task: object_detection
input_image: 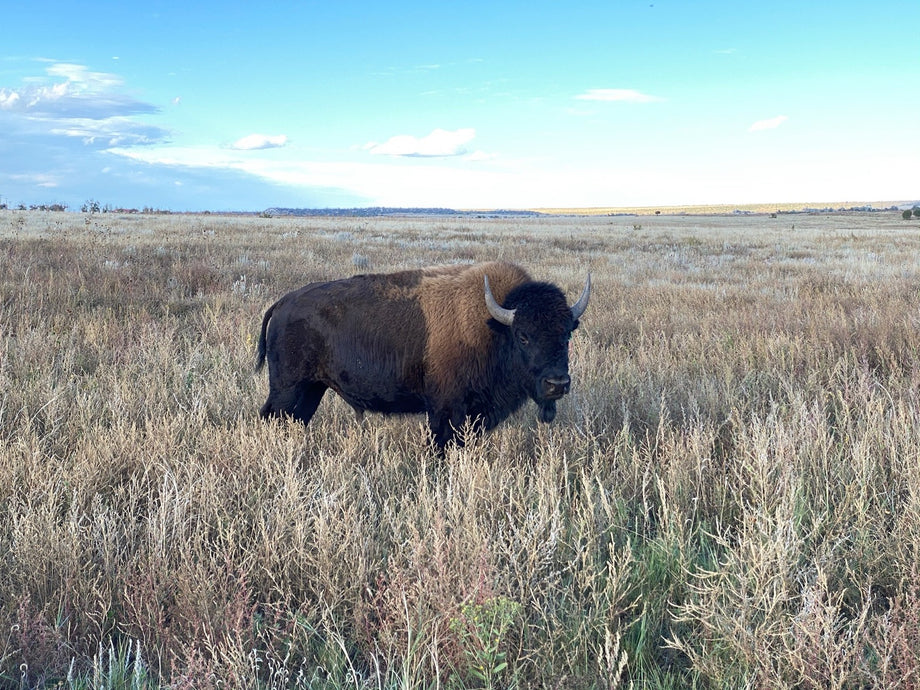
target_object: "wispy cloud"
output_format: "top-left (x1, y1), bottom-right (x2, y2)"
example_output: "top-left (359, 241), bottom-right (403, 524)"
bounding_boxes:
top-left (49, 117), bottom-right (165, 146)
top-left (366, 128), bottom-right (476, 157)
top-left (749, 115), bottom-right (788, 132)
top-left (46, 63), bottom-right (121, 89)
top-left (8, 172), bottom-right (59, 188)
top-left (230, 133), bottom-right (288, 150)
top-left (575, 88), bottom-right (663, 103)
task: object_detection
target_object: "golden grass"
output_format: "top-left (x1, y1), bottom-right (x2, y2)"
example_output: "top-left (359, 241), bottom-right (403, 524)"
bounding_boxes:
top-left (2, 208), bottom-right (920, 687)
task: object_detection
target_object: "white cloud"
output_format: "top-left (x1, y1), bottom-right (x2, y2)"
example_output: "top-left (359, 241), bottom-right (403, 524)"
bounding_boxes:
top-left (230, 133), bottom-right (288, 150)
top-left (749, 115), bottom-right (789, 132)
top-left (0, 89), bottom-right (21, 109)
top-left (366, 128), bottom-right (476, 157)
top-left (0, 62), bottom-right (158, 119)
top-left (575, 89), bottom-right (663, 103)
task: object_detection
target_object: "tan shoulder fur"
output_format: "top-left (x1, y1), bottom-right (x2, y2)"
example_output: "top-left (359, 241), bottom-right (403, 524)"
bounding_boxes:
top-left (418, 262), bottom-right (531, 399)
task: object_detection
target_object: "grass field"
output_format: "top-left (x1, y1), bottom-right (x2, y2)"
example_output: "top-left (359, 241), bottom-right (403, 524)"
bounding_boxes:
top-left (2, 208), bottom-right (920, 688)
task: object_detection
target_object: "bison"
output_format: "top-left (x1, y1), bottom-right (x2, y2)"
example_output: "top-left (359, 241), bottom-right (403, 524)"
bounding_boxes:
top-left (256, 261), bottom-right (590, 450)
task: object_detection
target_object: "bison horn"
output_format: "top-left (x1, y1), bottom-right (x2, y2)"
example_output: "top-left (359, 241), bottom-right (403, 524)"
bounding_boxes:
top-left (484, 275), bottom-right (516, 326)
top-left (570, 273), bottom-right (591, 320)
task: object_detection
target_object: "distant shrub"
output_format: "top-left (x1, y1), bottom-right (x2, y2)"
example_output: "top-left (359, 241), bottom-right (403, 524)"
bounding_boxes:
top-left (913, 207), bottom-right (920, 218)
top-left (902, 210), bottom-right (913, 220)
top-left (352, 252), bottom-right (370, 270)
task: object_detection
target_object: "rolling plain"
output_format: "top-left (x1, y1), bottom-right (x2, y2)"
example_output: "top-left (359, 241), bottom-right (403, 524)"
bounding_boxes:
top-left (2, 208), bottom-right (920, 688)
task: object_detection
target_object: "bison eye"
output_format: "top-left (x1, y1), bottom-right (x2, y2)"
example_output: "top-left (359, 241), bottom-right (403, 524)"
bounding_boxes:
top-left (518, 332), bottom-right (530, 346)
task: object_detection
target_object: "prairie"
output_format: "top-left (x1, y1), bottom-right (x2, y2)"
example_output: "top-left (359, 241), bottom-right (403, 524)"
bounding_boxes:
top-left (1, 209), bottom-right (920, 688)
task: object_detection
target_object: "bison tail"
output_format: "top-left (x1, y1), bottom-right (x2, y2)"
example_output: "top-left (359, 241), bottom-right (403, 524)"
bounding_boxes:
top-left (254, 304), bottom-right (274, 372)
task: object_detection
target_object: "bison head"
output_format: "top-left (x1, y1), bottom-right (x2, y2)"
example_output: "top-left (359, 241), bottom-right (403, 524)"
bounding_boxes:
top-left (484, 273), bottom-right (590, 423)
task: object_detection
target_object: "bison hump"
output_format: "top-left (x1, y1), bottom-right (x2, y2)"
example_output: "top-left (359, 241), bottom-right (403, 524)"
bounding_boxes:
top-left (419, 262), bottom-right (529, 396)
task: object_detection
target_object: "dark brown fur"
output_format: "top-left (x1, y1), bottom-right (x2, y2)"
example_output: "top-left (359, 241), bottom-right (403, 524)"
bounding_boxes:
top-left (256, 261), bottom-right (584, 450)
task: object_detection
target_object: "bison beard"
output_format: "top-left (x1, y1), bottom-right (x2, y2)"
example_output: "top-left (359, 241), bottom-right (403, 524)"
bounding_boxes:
top-left (539, 402), bottom-right (557, 424)
top-left (256, 261), bottom-right (589, 451)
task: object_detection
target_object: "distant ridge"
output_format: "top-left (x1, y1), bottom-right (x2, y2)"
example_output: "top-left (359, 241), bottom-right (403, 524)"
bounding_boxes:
top-left (261, 202), bottom-right (917, 218)
top-left (262, 207), bottom-right (546, 218)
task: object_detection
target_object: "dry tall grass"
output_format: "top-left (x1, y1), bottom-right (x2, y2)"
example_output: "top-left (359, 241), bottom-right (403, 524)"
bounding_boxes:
top-left (2, 209), bottom-right (920, 688)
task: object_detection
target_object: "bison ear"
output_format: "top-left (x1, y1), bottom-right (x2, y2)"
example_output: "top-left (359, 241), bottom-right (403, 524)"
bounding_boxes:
top-left (572, 319), bottom-right (580, 331)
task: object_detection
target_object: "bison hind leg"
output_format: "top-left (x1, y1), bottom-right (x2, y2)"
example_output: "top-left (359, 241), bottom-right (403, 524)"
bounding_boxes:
top-left (261, 381), bottom-right (328, 427)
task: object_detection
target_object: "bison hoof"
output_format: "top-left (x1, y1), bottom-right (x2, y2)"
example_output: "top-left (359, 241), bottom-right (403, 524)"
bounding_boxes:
top-left (538, 402), bottom-right (557, 424)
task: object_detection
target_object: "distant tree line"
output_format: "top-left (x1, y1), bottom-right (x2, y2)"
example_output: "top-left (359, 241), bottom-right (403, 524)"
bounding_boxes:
top-left (0, 197), bottom-right (174, 214)
top-left (902, 207), bottom-right (920, 220)
top-left (2, 203), bottom-right (69, 211)
top-left (79, 200), bottom-right (170, 214)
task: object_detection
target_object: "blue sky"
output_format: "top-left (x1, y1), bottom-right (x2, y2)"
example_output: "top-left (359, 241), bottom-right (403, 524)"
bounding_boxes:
top-left (2, 1), bottom-right (918, 211)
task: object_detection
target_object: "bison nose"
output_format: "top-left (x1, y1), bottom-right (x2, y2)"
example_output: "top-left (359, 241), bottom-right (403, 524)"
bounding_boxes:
top-left (542, 375), bottom-right (571, 399)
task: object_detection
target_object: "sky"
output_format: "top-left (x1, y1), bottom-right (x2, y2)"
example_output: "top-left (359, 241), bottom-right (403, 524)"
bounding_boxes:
top-left (1, 1), bottom-right (918, 212)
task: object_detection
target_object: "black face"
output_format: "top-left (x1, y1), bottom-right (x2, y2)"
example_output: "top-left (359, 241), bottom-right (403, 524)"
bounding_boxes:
top-left (488, 280), bottom-right (584, 424)
top-left (511, 318), bottom-right (578, 422)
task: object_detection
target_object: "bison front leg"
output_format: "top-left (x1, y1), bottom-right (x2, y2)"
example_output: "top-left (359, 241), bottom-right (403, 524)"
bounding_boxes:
top-left (427, 410), bottom-right (454, 453)
top-left (427, 406), bottom-right (484, 453)
top-left (426, 406), bottom-right (469, 452)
